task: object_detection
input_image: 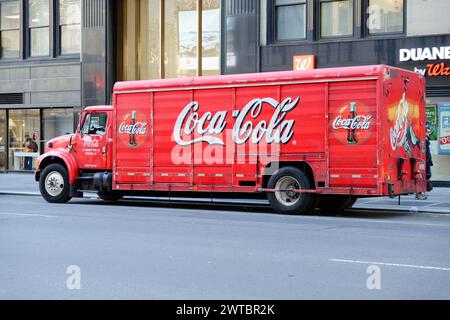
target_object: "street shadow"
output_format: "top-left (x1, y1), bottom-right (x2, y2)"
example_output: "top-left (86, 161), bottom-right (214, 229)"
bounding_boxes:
top-left (68, 197), bottom-right (409, 220)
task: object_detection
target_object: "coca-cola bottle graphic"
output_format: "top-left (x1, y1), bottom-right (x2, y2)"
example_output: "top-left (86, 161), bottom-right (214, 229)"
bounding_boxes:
top-left (347, 102), bottom-right (358, 144)
top-left (129, 111), bottom-right (137, 147)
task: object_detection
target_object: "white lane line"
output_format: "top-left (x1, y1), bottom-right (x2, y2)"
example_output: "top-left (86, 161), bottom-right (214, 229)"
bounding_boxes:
top-left (330, 258), bottom-right (450, 272)
top-left (0, 212), bottom-right (57, 218)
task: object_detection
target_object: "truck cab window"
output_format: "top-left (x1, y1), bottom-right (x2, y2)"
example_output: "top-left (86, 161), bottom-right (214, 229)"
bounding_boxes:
top-left (81, 113), bottom-right (107, 135)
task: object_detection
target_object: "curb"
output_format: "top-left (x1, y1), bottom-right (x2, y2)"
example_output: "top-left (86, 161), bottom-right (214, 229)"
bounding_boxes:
top-left (352, 204), bottom-right (450, 214)
top-left (0, 191), bottom-right (40, 197)
top-left (1, 191), bottom-right (449, 214)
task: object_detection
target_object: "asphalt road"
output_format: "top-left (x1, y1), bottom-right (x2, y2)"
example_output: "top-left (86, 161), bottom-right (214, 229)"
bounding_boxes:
top-left (1, 194), bottom-right (450, 299)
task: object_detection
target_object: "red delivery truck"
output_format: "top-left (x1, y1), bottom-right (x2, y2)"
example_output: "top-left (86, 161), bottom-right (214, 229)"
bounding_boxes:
top-left (35, 65), bottom-right (427, 214)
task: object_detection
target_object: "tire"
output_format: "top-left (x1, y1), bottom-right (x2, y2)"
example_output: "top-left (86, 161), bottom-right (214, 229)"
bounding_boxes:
top-left (267, 166), bottom-right (317, 215)
top-left (318, 195), bottom-right (357, 213)
top-left (97, 191), bottom-right (123, 201)
top-left (39, 163), bottom-right (71, 203)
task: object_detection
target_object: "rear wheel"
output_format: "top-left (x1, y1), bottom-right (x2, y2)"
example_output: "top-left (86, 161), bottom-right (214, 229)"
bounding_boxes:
top-left (318, 195), bottom-right (357, 213)
top-left (267, 166), bottom-right (317, 215)
top-left (97, 191), bottom-right (123, 201)
top-left (39, 163), bottom-right (71, 203)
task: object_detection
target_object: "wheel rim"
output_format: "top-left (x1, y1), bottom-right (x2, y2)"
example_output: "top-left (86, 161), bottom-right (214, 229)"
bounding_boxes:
top-left (275, 176), bottom-right (301, 207)
top-left (44, 171), bottom-right (65, 197)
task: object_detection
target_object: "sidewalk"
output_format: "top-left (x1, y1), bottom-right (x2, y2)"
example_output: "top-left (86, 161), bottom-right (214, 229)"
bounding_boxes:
top-left (0, 172), bottom-right (449, 214)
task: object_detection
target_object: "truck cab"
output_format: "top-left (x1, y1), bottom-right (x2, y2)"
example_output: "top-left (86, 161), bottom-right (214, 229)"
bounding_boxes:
top-left (35, 106), bottom-right (116, 203)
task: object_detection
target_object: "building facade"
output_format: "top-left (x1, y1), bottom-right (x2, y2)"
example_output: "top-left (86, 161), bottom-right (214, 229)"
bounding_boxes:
top-left (2, 0), bottom-right (449, 183)
top-left (0, 0), bottom-right (81, 171)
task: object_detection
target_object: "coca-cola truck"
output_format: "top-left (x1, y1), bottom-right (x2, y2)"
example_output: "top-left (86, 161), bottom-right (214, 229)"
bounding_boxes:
top-left (35, 65), bottom-right (427, 214)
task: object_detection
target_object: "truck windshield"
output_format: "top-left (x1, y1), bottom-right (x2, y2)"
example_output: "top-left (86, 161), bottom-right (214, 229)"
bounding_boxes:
top-left (81, 113), bottom-right (107, 135)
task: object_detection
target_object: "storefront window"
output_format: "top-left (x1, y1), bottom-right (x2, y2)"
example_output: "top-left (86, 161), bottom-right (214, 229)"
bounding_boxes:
top-left (118, 0), bottom-right (220, 81)
top-left (29, 0), bottom-right (50, 57)
top-left (165, 0), bottom-right (198, 78)
top-left (8, 109), bottom-right (40, 171)
top-left (201, 0), bottom-right (220, 76)
top-left (274, 0), bottom-right (306, 41)
top-left (0, 110), bottom-right (6, 170)
top-left (0, 0), bottom-right (20, 59)
top-left (140, 0), bottom-right (161, 79)
top-left (320, 0), bottom-right (353, 38)
top-left (367, 0), bottom-right (403, 34)
top-left (43, 108), bottom-right (74, 143)
top-left (59, 0), bottom-right (81, 54)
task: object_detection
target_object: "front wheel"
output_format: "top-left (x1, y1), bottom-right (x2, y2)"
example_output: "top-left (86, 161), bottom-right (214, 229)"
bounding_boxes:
top-left (267, 166), bottom-right (317, 215)
top-left (39, 163), bottom-right (71, 203)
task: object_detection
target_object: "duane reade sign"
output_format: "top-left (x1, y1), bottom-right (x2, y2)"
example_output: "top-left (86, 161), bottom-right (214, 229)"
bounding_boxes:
top-left (399, 46), bottom-right (450, 77)
top-left (399, 46), bottom-right (450, 62)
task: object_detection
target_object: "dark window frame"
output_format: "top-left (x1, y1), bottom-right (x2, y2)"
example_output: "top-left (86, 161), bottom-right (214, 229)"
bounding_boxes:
top-left (57, 0), bottom-right (80, 56)
top-left (0, 0), bottom-right (21, 60)
top-left (271, 0), bottom-right (308, 43)
top-left (318, 0), bottom-right (355, 40)
top-left (363, 0), bottom-right (406, 37)
top-left (26, 0), bottom-right (51, 58)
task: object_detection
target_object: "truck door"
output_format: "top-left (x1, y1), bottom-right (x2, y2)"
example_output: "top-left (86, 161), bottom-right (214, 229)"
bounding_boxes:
top-left (114, 93), bottom-right (153, 185)
top-left (76, 112), bottom-right (110, 170)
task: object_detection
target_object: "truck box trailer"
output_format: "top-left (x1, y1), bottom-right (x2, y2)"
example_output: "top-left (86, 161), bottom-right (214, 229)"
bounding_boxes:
top-left (35, 65), bottom-right (426, 214)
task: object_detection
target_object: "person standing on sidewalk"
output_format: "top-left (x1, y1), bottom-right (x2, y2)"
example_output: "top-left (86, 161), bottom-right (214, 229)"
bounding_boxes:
top-left (416, 122), bottom-right (433, 200)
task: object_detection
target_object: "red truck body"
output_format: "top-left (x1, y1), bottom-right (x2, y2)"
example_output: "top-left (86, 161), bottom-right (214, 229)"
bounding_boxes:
top-left (35, 65), bottom-right (427, 214)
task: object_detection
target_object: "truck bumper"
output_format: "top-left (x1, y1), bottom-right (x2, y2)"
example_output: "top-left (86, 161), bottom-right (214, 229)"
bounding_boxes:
top-left (34, 170), bottom-right (41, 182)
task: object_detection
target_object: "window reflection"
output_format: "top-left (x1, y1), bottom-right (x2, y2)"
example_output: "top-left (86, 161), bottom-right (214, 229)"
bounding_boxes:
top-left (368, 0), bottom-right (403, 34)
top-left (59, 0), bottom-right (81, 54)
top-left (8, 109), bottom-right (40, 171)
top-left (0, 110), bottom-right (6, 170)
top-left (321, 0), bottom-right (353, 37)
top-left (0, 0), bottom-right (20, 58)
top-left (118, 0), bottom-right (220, 80)
top-left (43, 108), bottom-right (74, 142)
top-left (29, 0), bottom-right (50, 56)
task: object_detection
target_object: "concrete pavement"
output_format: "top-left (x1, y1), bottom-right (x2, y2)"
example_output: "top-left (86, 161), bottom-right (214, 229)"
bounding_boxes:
top-left (1, 172), bottom-right (449, 214)
top-left (1, 195), bottom-right (449, 299)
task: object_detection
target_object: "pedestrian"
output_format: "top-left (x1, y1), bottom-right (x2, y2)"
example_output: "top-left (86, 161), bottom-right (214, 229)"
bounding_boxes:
top-left (23, 133), bottom-right (38, 171)
top-left (416, 122), bottom-right (433, 200)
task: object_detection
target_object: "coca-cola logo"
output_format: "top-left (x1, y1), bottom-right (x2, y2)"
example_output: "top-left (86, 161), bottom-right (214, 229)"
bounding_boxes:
top-left (331, 102), bottom-right (373, 145)
top-left (332, 115), bottom-right (372, 130)
top-left (119, 122), bottom-right (148, 135)
top-left (118, 111), bottom-right (148, 147)
top-left (173, 97), bottom-right (299, 146)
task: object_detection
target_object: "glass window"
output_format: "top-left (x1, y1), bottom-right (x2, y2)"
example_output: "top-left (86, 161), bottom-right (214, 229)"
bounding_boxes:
top-left (367, 0), bottom-right (403, 34)
top-left (8, 109), bottom-right (40, 171)
top-left (139, 0), bottom-right (161, 79)
top-left (0, 110), bottom-right (6, 170)
top-left (81, 113), bottom-right (107, 135)
top-left (59, 0), bottom-right (81, 54)
top-left (320, 0), bottom-right (353, 37)
top-left (29, 0), bottom-right (50, 57)
top-left (118, 0), bottom-right (220, 80)
top-left (275, 0), bottom-right (306, 41)
top-left (202, 0), bottom-right (220, 75)
top-left (0, 0), bottom-right (20, 58)
top-left (165, 0), bottom-right (198, 78)
top-left (43, 108), bottom-right (74, 143)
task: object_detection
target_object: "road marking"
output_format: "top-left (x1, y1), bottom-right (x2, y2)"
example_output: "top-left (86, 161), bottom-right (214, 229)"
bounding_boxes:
top-left (330, 258), bottom-right (450, 271)
top-left (0, 212), bottom-right (57, 218)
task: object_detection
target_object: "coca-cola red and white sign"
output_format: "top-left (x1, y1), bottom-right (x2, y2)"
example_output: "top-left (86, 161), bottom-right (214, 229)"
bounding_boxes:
top-left (331, 102), bottom-right (373, 145)
top-left (118, 111), bottom-right (148, 147)
top-left (173, 97), bottom-right (299, 146)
